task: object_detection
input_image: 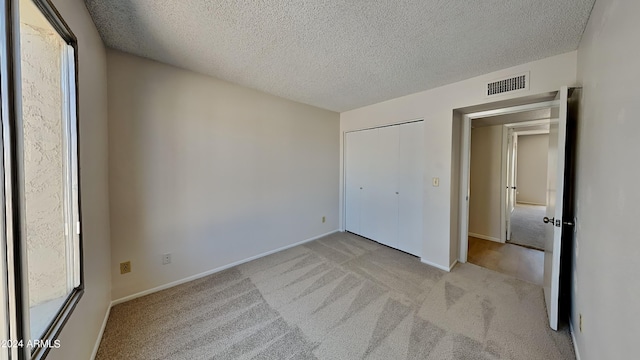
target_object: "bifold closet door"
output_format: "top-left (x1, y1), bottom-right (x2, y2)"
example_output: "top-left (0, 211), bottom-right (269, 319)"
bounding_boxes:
top-left (345, 122), bottom-right (423, 256)
top-left (369, 125), bottom-right (399, 248)
top-left (345, 128), bottom-right (376, 235)
top-left (345, 130), bottom-right (364, 234)
top-left (398, 121), bottom-right (424, 256)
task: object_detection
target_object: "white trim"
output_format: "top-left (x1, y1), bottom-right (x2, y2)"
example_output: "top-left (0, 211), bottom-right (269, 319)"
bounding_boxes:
top-left (458, 116), bottom-right (471, 263)
top-left (500, 125), bottom-right (508, 243)
top-left (516, 201), bottom-right (546, 206)
top-left (505, 118), bottom-right (552, 129)
top-left (111, 230), bottom-right (340, 305)
top-left (505, 128), bottom-right (515, 241)
top-left (466, 100), bottom-right (559, 119)
top-left (514, 129), bottom-right (549, 136)
top-left (340, 130), bottom-right (347, 232)
top-left (420, 258), bottom-right (456, 272)
top-left (449, 259), bottom-right (459, 270)
top-left (468, 232), bottom-right (502, 243)
top-left (90, 303), bottom-right (112, 360)
top-left (570, 321), bottom-right (582, 360)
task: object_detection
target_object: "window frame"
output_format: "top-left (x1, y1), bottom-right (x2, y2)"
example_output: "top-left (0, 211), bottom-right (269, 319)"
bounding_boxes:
top-left (1, 0), bottom-right (83, 359)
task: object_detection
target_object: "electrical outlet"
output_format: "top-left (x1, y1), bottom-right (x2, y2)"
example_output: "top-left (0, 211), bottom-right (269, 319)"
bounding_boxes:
top-left (120, 261), bottom-right (131, 274)
top-left (322, 216), bottom-right (326, 223)
top-left (162, 253), bottom-right (171, 265)
top-left (579, 313), bottom-right (583, 332)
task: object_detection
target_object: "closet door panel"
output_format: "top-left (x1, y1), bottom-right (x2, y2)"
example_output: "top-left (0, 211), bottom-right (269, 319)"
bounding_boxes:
top-left (358, 128), bottom-right (380, 241)
top-left (398, 121), bottom-right (424, 256)
top-left (371, 125), bottom-right (399, 248)
top-left (345, 131), bottom-right (362, 233)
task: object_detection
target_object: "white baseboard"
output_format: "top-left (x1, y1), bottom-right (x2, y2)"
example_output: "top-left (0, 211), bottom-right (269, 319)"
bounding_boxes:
top-left (516, 201), bottom-right (546, 206)
top-left (468, 232), bottom-right (502, 243)
top-left (570, 321), bottom-right (582, 360)
top-left (449, 259), bottom-right (459, 271)
top-left (91, 302), bottom-right (112, 360)
top-left (112, 230), bottom-right (340, 306)
top-left (420, 258), bottom-right (456, 272)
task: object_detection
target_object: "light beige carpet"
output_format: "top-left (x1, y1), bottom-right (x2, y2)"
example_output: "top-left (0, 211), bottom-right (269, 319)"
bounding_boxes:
top-left (508, 204), bottom-right (547, 250)
top-left (96, 232), bottom-right (575, 359)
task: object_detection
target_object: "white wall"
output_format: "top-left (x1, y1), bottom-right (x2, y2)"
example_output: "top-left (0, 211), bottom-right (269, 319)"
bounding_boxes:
top-left (573, 0), bottom-right (640, 358)
top-left (341, 51), bottom-right (578, 268)
top-left (516, 134), bottom-right (549, 205)
top-left (468, 125), bottom-right (503, 241)
top-left (42, 0), bottom-right (112, 359)
top-left (107, 50), bottom-right (340, 300)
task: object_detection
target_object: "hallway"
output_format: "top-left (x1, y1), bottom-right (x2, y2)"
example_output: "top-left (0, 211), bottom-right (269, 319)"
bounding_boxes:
top-left (468, 236), bottom-right (544, 285)
top-left (508, 204), bottom-right (546, 250)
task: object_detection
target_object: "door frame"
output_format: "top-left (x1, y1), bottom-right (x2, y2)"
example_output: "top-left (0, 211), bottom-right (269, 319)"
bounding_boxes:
top-left (504, 121), bottom-right (551, 241)
top-left (459, 100), bottom-right (559, 263)
top-left (504, 127), bottom-right (515, 241)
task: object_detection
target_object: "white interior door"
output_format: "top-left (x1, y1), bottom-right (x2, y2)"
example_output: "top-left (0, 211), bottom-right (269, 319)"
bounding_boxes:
top-left (505, 130), bottom-right (517, 240)
top-left (543, 86), bottom-right (574, 330)
top-left (513, 136), bottom-right (518, 209)
top-left (398, 121), bottom-right (424, 256)
top-left (512, 135), bottom-right (518, 212)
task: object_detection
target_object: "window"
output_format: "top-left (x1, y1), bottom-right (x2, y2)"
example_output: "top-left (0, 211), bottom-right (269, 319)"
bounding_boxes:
top-left (1, 0), bottom-right (82, 359)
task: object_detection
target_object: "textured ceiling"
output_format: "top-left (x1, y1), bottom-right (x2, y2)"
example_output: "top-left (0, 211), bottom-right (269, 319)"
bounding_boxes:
top-left (85, 0), bottom-right (595, 112)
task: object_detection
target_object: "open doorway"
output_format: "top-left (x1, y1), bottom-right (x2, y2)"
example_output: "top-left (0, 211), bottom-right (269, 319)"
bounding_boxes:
top-left (506, 124), bottom-right (550, 251)
top-left (457, 88), bottom-right (579, 331)
top-left (466, 109), bottom-right (552, 285)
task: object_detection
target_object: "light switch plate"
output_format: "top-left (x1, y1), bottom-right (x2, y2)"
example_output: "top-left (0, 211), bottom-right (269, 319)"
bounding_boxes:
top-left (432, 177), bottom-right (439, 187)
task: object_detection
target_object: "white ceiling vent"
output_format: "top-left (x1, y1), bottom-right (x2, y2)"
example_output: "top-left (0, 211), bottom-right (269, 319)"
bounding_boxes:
top-left (486, 72), bottom-right (530, 97)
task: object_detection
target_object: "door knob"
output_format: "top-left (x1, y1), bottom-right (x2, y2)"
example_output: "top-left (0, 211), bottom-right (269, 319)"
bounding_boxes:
top-left (543, 217), bottom-right (554, 224)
